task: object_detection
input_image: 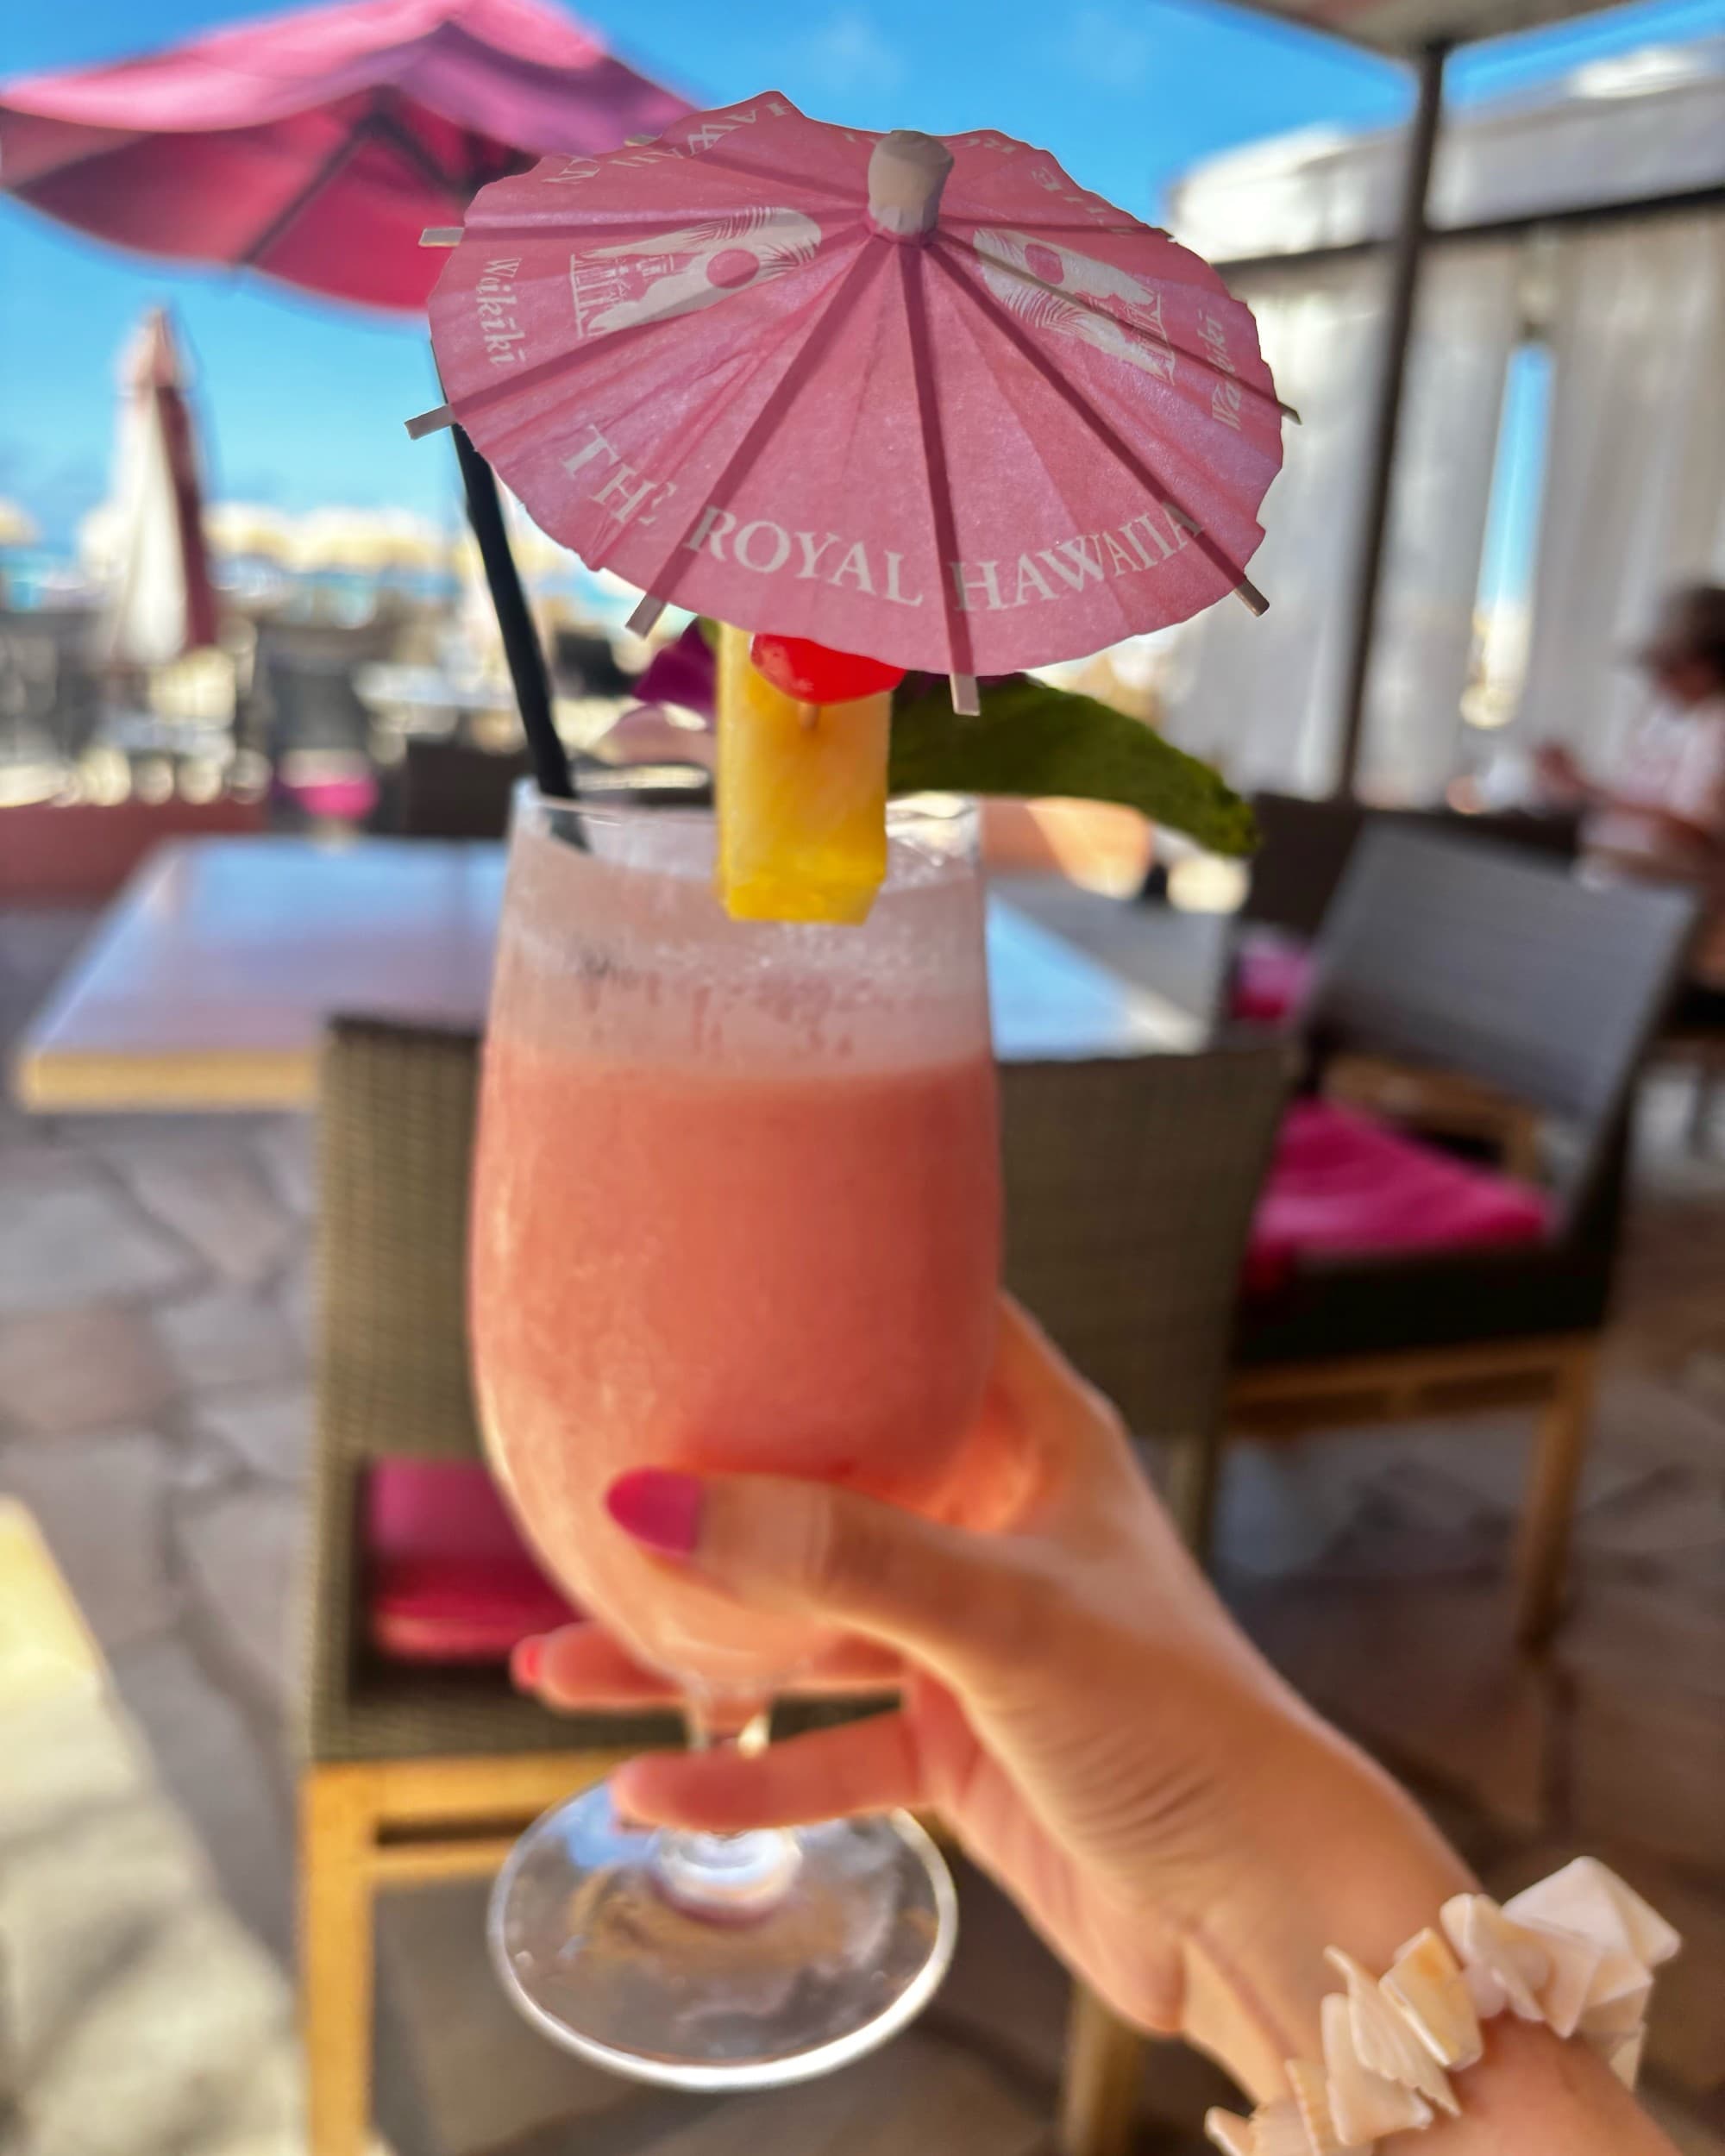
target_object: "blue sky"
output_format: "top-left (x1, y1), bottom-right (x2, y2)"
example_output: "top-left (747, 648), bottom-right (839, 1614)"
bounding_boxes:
top-left (2, 0), bottom-right (1719, 550)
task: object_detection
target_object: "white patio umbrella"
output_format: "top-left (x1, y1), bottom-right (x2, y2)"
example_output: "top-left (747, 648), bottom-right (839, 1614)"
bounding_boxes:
top-left (204, 500), bottom-right (295, 561)
top-left (0, 498), bottom-right (40, 548)
top-left (288, 506), bottom-right (451, 575)
top-left (95, 306), bottom-right (219, 666)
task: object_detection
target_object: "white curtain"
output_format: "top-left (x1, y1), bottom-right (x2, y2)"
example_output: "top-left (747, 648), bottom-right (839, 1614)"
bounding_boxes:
top-left (1515, 213), bottom-right (1725, 768)
top-left (1164, 242), bottom-right (1520, 799)
top-left (1159, 257), bottom-right (1381, 798)
top-left (1358, 241), bottom-right (1522, 802)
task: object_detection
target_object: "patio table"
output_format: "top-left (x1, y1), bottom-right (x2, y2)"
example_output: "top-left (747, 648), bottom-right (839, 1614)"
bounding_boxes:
top-left (13, 836), bottom-right (1201, 1112)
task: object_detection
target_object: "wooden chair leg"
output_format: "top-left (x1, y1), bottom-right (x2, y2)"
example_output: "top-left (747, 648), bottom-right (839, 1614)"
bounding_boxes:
top-left (1514, 1344), bottom-right (1596, 1648)
top-left (1164, 1427), bottom-right (1222, 1563)
top-left (301, 1769), bottom-right (377, 2156)
top-left (1058, 1984), bottom-right (1143, 2156)
top-left (1502, 1109), bottom-right (1542, 1185)
top-left (1687, 1062), bottom-right (1721, 1156)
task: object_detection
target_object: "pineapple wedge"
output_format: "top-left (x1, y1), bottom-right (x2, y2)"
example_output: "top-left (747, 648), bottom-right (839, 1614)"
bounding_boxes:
top-left (715, 622), bottom-right (892, 924)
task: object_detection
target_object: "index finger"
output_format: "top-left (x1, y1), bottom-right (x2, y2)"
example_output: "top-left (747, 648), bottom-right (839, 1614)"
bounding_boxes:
top-left (982, 1295), bottom-right (1136, 1499)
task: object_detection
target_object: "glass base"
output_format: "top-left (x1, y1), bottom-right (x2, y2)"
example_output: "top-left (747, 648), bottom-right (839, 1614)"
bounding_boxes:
top-left (488, 1783), bottom-right (957, 2090)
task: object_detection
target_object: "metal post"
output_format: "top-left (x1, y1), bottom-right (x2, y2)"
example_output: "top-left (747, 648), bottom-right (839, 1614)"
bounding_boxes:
top-left (1332, 40), bottom-right (1449, 798)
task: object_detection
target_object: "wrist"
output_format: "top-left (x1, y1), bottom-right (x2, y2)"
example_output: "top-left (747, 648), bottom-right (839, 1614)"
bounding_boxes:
top-left (1194, 1802), bottom-right (1682, 2156)
top-left (1182, 1720), bottom-right (1471, 2101)
top-left (1393, 2013), bottom-right (1671, 2154)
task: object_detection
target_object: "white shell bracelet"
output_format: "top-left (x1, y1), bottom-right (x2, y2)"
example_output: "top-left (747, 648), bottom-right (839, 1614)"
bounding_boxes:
top-left (1204, 1858), bottom-right (1680, 2155)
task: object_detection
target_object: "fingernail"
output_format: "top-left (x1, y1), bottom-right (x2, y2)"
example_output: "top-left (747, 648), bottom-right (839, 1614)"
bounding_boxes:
top-left (511, 1635), bottom-right (546, 1691)
top-left (605, 1469), bottom-right (703, 1557)
top-left (610, 1765), bottom-right (650, 1829)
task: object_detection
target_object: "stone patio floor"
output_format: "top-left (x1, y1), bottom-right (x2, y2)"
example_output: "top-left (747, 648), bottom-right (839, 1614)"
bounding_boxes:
top-left (1, 901), bottom-right (1721, 2154)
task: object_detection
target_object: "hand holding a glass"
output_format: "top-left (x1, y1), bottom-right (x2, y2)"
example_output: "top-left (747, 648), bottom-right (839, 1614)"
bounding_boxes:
top-left (519, 1300), bottom-right (1470, 2101)
top-left (524, 1308), bottom-right (1680, 2156)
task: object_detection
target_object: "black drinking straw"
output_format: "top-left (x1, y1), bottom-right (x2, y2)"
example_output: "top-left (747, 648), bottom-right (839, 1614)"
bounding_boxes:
top-left (449, 423), bottom-right (584, 834)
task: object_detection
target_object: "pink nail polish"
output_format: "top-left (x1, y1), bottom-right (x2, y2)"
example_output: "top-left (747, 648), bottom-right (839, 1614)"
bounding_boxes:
top-left (511, 1635), bottom-right (546, 1691)
top-left (605, 1469), bottom-right (703, 1557)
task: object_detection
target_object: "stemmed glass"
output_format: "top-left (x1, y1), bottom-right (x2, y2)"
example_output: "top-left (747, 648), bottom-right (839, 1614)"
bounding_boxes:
top-left (469, 786), bottom-right (1000, 2088)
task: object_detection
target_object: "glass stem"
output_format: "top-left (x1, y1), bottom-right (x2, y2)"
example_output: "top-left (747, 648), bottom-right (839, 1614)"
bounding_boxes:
top-left (651, 1696), bottom-right (803, 1921)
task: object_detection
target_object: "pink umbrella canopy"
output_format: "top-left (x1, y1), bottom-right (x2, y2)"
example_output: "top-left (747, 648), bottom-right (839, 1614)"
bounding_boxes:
top-left (419, 93), bottom-right (1287, 688)
top-left (0, 0), bottom-right (690, 311)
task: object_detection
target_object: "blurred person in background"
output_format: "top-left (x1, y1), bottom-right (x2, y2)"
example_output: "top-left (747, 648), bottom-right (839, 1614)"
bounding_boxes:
top-left (1538, 583), bottom-right (1725, 1023)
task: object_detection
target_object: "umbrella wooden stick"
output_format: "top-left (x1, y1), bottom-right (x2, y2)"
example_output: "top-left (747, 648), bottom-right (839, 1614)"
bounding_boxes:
top-left (449, 422), bottom-right (579, 812)
top-left (898, 244), bottom-right (981, 716)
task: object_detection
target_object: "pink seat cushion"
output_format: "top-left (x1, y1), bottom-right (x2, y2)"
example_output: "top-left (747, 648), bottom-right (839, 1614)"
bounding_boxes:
top-left (1245, 1099), bottom-right (1551, 1297)
top-left (281, 772), bottom-right (380, 824)
top-left (1229, 929), bottom-right (1315, 1026)
top-left (362, 1459), bottom-right (578, 1664)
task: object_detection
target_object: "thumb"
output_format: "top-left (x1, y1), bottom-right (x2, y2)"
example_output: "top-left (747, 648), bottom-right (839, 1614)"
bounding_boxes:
top-left (604, 1467), bottom-right (1047, 1686)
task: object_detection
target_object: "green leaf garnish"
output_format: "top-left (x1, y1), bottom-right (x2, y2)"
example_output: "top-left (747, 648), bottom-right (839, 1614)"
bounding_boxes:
top-left (695, 615), bottom-right (723, 657)
top-left (888, 675), bottom-right (1257, 857)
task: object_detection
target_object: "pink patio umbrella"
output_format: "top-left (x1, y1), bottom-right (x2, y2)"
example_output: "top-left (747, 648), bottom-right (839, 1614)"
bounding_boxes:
top-left (2, 0), bottom-right (690, 792)
top-left (97, 307), bottom-right (221, 667)
top-left (416, 94), bottom-right (1290, 710)
top-left (0, 0), bottom-right (690, 311)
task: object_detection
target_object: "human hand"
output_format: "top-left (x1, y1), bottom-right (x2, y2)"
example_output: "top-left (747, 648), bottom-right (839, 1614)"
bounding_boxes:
top-left (515, 1300), bottom-right (1468, 2101)
top-left (1534, 740), bottom-right (1586, 800)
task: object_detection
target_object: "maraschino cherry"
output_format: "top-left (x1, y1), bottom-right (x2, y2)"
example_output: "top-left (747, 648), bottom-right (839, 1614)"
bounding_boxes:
top-left (749, 633), bottom-right (906, 705)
